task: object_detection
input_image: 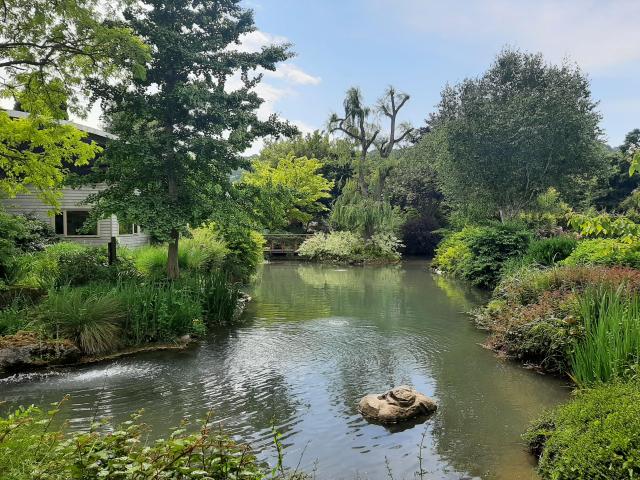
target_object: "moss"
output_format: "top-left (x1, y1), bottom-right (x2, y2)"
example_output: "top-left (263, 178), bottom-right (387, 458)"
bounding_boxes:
top-left (525, 380), bottom-right (640, 479)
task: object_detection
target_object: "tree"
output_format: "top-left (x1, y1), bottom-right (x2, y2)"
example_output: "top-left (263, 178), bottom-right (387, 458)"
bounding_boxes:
top-left (256, 130), bottom-right (355, 201)
top-left (0, 0), bottom-right (149, 206)
top-left (0, 0), bottom-right (149, 118)
top-left (429, 49), bottom-right (603, 221)
top-left (89, 0), bottom-right (296, 279)
top-left (241, 153), bottom-right (333, 229)
top-left (328, 86), bottom-right (413, 237)
top-left (329, 86), bottom-right (413, 198)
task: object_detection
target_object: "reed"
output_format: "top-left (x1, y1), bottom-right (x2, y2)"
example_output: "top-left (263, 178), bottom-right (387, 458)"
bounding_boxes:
top-left (571, 286), bottom-right (640, 385)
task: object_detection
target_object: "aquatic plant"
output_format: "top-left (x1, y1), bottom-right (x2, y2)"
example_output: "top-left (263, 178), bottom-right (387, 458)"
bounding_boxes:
top-left (571, 286), bottom-right (640, 385)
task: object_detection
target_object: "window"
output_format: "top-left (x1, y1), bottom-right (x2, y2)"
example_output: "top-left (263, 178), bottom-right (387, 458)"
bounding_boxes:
top-left (54, 210), bottom-right (97, 236)
top-left (118, 221), bottom-right (139, 235)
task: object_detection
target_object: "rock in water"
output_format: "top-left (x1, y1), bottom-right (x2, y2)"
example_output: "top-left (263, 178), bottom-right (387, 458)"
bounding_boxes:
top-left (358, 385), bottom-right (437, 423)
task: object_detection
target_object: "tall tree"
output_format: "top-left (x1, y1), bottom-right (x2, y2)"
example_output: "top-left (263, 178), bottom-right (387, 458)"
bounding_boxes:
top-left (429, 49), bottom-right (603, 221)
top-left (89, 0), bottom-right (296, 279)
top-left (329, 86), bottom-right (413, 198)
top-left (0, 0), bottom-right (149, 205)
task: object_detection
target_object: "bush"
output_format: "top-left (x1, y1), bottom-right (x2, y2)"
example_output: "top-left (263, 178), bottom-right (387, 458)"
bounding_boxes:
top-left (526, 236), bottom-right (578, 266)
top-left (38, 287), bottom-right (126, 354)
top-left (525, 380), bottom-right (640, 480)
top-left (434, 223), bottom-right (532, 288)
top-left (17, 243), bottom-right (133, 289)
top-left (220, 227), bottom-right (264, 283)
top-left (562, 238), bottom-right (640, 269)
top-left (0, 404), bottom-right (280, 480)
top-left (478, 265), bottom-right (640, 375)
top-left (297, 231), bottom-right (402, 263)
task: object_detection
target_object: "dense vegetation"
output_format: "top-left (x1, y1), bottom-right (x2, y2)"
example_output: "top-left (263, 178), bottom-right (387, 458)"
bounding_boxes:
top-left (1, 0), bottom-right (640, 477)
top-left (0, 400), bottom-right (305, 480)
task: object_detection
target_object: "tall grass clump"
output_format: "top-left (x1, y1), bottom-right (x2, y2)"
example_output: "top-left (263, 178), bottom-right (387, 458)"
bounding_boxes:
top-left (189, 272), bottom-right (240, 325)
top-left (116, 280), bottom-right (203, 345)
top-left (38, 286), bottom-right (126, 354)
top-left (571, 286), bottom-right (640, 386)
top-left (525, 236), bottom-right (577, 266)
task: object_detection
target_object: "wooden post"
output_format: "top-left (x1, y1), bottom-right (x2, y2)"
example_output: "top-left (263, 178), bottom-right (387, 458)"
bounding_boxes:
top-left (108, 236), bottom-right (117, 265)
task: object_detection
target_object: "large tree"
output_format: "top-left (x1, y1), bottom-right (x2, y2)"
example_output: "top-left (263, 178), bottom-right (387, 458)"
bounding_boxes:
top-left (89, 0), bottom-right (296, 279)
top-left (429, 49), bottom-right (603, 221)
top-left (0, 0), bottom-right (149, 205)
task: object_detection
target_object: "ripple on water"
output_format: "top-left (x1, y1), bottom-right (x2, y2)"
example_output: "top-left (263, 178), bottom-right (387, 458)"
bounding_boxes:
top-left (0, 262), bottom-right (568, 480)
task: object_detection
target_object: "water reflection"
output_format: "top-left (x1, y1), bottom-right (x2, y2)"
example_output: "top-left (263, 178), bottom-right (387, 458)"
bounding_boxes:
top-left (1, 261), bottom-right (568, 479)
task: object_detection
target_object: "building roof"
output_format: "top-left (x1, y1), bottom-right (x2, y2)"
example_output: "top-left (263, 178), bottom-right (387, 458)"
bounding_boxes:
top-left (5, 109), bottom-right (117, 140)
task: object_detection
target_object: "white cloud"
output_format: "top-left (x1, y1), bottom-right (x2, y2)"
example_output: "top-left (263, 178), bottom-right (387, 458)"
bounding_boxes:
top-left (372, 0), bottom-right (640, 71)
top-left (265, 63), bottom-right (321, 85)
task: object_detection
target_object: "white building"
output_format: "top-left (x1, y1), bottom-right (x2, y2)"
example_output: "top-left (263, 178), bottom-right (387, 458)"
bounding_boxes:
top-left (1, 110), bottom-right (150, 248)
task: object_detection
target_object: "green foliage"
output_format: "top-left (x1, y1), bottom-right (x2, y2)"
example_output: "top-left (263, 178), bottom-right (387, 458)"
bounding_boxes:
top-left (571, 287), bottom-right (640, 386)
top-left (567, 211), bottom-right (640, 240)
top-left (331, 182), bottom-right (404, 237)
top-left (114, 281), bottom-right (203, 344)
top-left (242, 153), bottom-right (333, 226)
top-left (38, 287), bottom-right (125, 354)
top-left (220, 227), bottom-right (265, 283)
top-left (0, 0), bottom-right (149, 205)
top-left (88, 0), bottom-right (295, 279)
top-left (429, 49), bottom-right (602, 220)
top-left (19, 243), bottom-right (134, 289)
top-left (297, 231), bottom-right (402, 263)
top-left (434, 223), bottom-right (532, 288)
top-left (478, 265), bottom-right (640, 375)
top-left (0, 404), bottom-right (282, 480)
top-left (131, 227), bottom-right (228, 280)
top-left (562, 239), bottom-right (640, 269)
top-left (187, 272), bottom-right (241, 326)
top-left (525, 380), bottom-right (640, 479)
top-left (526, 236), bottom-right (578, 266)
top-left (257, 131), bottom-right (355, 203)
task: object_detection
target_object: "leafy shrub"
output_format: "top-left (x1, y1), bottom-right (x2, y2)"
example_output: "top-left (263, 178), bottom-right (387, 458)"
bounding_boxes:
top-left (182, 227), bottom-right (229, 272)
top-left (434, 223), bottom-right (532, 288)
top-left (38, 287), bottom-right (126, 354)
top-left (298, 231), bottom-right (362, 262)
top-left (17, 243), bottom-right (129, 289)
top-left (525, 380), bottom-right (640, 479)
top-left (220, 227), bottom-right (264, 283)
top-left (526, 236), bottom-right (578, 266)
top-left (0, 404), bottom-right (280, 480)
top-left (567, 211), bottom-right (640, 240)
top-left (298, 231), bottom-right (402, 263)
top-left (479, 266), bottom-right (640, 375)
top-left (562, 238), bottom-right (640, 269)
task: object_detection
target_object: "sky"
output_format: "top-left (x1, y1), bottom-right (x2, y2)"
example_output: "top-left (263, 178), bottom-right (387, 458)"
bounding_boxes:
top-left (238, 0), bottom-right (640, 150)
top-left (50, 0), bottom-right (640, 151)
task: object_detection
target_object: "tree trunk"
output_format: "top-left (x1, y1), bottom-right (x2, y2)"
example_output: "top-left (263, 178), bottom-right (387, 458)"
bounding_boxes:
top-left (167, 228), bottom-right (180, 280)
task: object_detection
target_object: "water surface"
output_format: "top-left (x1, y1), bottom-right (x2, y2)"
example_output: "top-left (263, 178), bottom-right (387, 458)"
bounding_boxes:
top-left (0, 261), bottom-right (569, 479)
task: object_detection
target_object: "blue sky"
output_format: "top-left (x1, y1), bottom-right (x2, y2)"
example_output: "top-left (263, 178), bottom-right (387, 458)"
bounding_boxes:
top-left (244, 0), bottom-right (640, 149)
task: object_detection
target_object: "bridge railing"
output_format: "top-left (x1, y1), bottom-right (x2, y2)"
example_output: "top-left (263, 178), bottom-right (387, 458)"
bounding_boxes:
top-left (263, 233), bottom-right (314, 256)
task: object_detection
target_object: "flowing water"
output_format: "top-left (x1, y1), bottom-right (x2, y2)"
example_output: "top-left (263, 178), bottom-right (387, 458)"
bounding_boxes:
top-left (0, 261), bottom-right (569, 479)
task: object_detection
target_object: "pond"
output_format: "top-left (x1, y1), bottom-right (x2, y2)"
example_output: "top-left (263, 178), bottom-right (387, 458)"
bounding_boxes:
top-left (0, 261), bottom-right (569, 479)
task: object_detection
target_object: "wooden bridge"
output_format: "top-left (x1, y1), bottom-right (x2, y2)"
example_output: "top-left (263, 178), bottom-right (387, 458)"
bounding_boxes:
top-left (263, 233), bottom-right (313, 257)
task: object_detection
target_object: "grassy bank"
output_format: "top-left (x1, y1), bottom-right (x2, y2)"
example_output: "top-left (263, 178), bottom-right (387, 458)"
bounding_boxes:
top-left (0, 221), bottom-right (261, 370)
top-left (433, 213), bottom-right (640, 479)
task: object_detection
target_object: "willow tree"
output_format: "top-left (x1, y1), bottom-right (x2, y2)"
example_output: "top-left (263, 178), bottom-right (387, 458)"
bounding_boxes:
top-left (328, 86), bottom-right (413, 237)
top-left (89, 0), bottom-right (296, 279)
